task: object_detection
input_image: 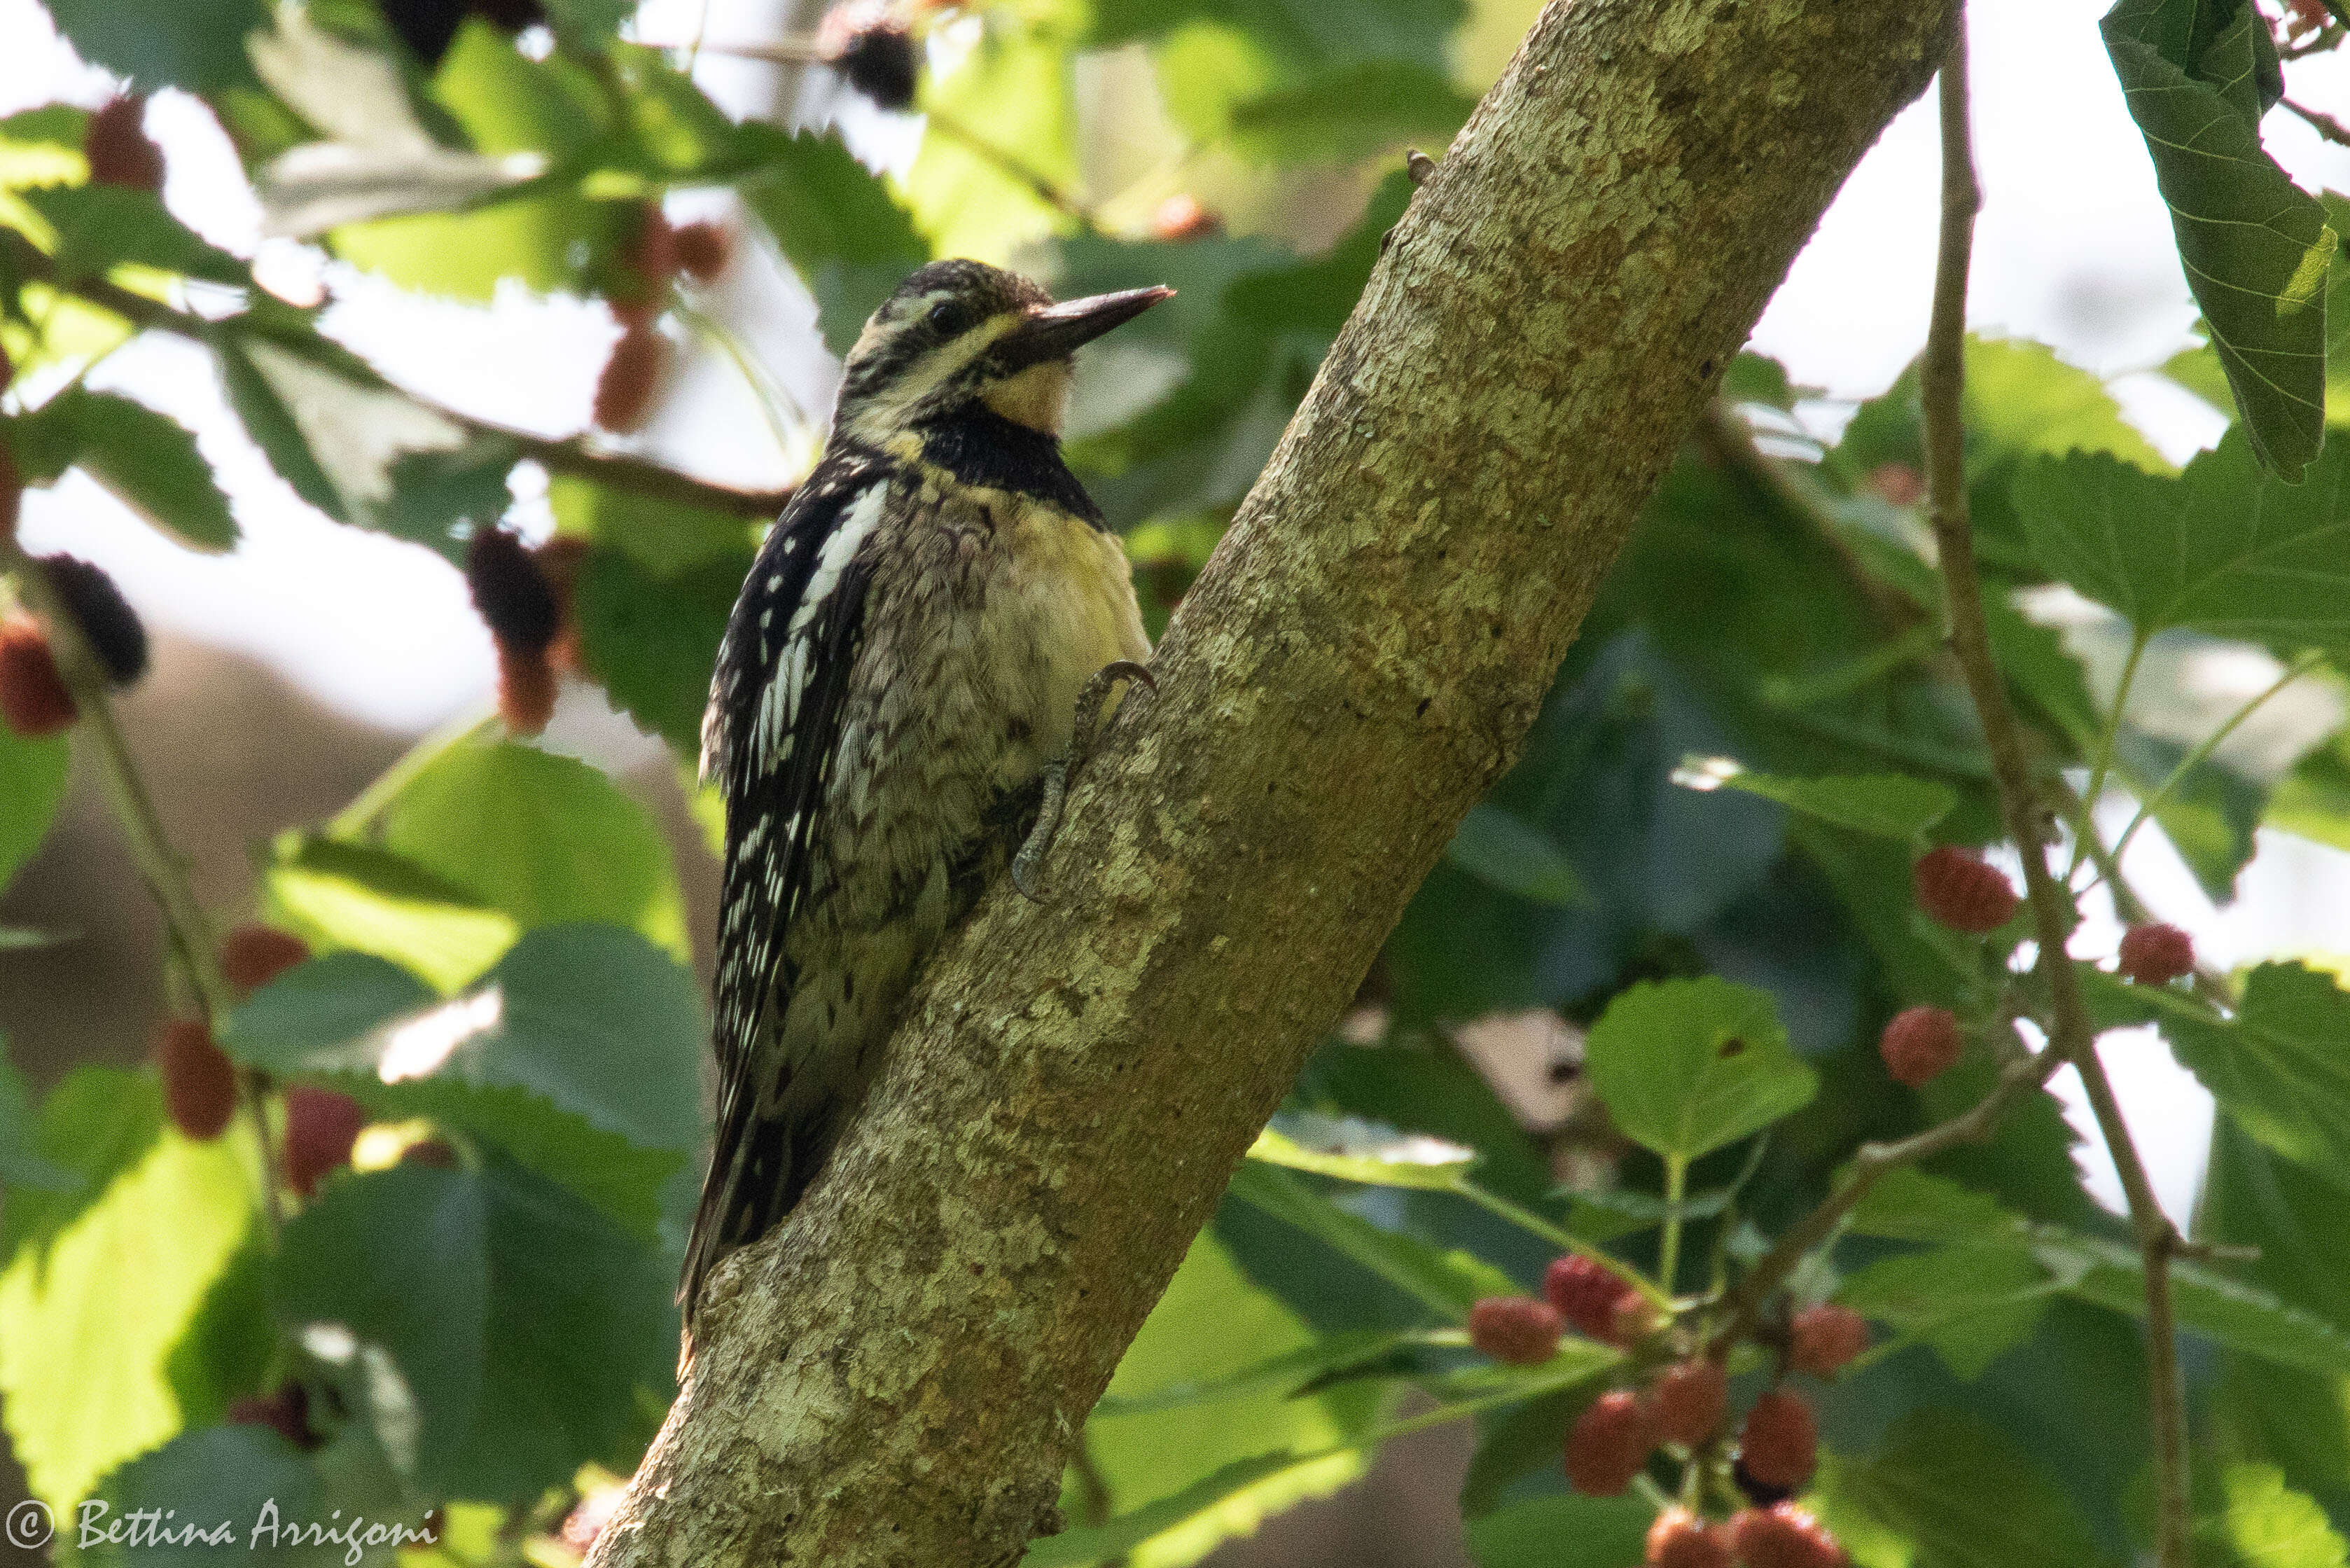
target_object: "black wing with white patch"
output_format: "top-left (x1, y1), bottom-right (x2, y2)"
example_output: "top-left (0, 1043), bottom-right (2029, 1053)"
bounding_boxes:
top-left (683, 445), bottom-right (889, 1312)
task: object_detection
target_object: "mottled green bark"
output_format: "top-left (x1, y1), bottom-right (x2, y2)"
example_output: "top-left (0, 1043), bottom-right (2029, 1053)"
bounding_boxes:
top-left (588, 1), bottom-right (1952, 1561)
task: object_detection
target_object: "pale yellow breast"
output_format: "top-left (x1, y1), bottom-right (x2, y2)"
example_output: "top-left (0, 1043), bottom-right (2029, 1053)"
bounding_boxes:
top-left (994, 494), bottom-right (1151, 765)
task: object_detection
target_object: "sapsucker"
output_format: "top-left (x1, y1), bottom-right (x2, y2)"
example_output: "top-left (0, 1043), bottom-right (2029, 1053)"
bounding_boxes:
top-left (680, 260), bottom-right (1171, 1336)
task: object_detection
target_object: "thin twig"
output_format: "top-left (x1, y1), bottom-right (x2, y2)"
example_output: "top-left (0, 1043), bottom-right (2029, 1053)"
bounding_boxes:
top-left (925, 111), bottom-right (1097, 228)
top-left (1712, 1037), bottom-right (2063, 1352)
top-left (1918, 32), bottom-right (2190, 1567)
top-left (67, 276), bottom-right (794, 521)
top-left (0, 536), bottom-right (284, 1242)
top-left (2284, 97), bottom-right (2350, 145)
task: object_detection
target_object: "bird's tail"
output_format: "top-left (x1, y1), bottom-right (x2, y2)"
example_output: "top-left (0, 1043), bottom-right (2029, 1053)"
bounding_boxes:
top-left (677, 1076), bottom-right (837, 1363)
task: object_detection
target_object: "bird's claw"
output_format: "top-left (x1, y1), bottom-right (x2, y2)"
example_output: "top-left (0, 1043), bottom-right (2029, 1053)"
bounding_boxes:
top-left (1011, 660), bottom-right (1157, 903)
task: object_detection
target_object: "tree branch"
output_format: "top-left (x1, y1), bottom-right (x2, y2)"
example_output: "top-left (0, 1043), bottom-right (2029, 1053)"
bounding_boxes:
top-left (1915, 29), bottom-right (2190, 1567)
top-left (588, 1), bottom-right (1954, 1562)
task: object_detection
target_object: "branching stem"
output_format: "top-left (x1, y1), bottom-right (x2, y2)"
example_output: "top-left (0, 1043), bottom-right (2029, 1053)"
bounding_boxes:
top-left (0, 535), bottom-right (284, 1242)
top-left (1917, 32), bottom-right (2190, 1567)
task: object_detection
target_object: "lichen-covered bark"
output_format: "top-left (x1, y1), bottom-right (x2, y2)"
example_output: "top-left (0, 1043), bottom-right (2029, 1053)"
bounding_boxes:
top-left (588, 1), bottom-right (1951, 1560)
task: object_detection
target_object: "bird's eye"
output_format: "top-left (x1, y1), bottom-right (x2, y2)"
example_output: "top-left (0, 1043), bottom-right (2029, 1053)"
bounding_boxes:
top-left (926, 300), bottom-right (961, 332)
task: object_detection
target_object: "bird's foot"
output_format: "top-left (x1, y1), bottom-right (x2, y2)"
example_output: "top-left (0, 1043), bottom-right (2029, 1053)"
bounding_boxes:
top-left (1011, 660), bottom-right (1156, 903)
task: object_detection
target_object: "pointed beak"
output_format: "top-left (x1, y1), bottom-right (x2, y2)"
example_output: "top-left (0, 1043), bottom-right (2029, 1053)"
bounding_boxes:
top-left (994, 285), bottom-right (1174, 370)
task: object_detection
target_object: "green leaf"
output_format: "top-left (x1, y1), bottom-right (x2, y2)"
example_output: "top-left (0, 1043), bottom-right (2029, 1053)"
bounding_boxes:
top-left (224, 929), bottom-right (704, 1234)
top-left (19, 183), bottom-right (249, 288)
top-left (0, 1070), bottom-right (253, 1513)
top-left (1023, 1455), bottom-right (1307, 1568)
top-left (1073, 1231), bottom-right (1382, 1567)
top-left (45, 0), bottom-right (266, 90)
top-left (81, 1425), bottom-right (340, 1568)
top-left (1465, 1492), bottom-right (1655, 1567)
top-left (2087, 964), bottom-right (2350, 1189)
top-left (2014, 431), bottom-right (2350, 656)
top-left (11, 388), bottom-right (239, 551)
top-left (274, 1157), bottom-right (674, 1504)
top-left (1444, 804), bottom-right (1583, 906)
top-left (737, 126), bottom-right (928, 356)
top-left (1674, 756), bottom-right (1956, 841)
top-left (1583, 977), bottom-right (1815, 1163)
top-left (0, 723), bottom-right (69, 893)
top-left (2195, 1464), bottom-right (2349, 1568)
top-left (265, 835), bottom-right (520, 994)
top-left (1837, 1243), bottom-right (2059, 1379)
top-left (377, 740), bottom-right (689, 964)
top-left (216, 339), bottom-right (480, 537)
top-left (0, 1041), bottom-right (66, 1193)
top-left (901, 11), bottom-right (1078, 263)
top-left (568, 546), bottom-right (743, 754)
top-left (2101, 0), bottom-right (2332, 480)
top-left (1811, 1409), bottom-right (2107, 1568)
top-left (1248, 1116), bottom-right (1478, 1190)
top-left (1224, 60), bottom-right (1477, 165)
top-left (1225, 1161), bottom-right (1517, 1319)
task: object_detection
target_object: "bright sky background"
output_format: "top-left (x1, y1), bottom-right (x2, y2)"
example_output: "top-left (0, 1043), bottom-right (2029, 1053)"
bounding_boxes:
top-left (10, 0), bottom-right (2350, 1220)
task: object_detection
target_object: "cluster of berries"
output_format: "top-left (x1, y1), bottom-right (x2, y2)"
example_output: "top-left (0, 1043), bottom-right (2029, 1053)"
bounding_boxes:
top-left (155, 925), bottom-right (370, 1200)
top-left (1880, 847), bottom-right (2196, 1088)
top-left (1468, 1257), bottom-right (1870, 1566)
top-left (463, 525), bottom-right (588, 735)
top-left (0, 550), bottom-right (148, 740)
top-left (594, 206), bottom-right (733, 434)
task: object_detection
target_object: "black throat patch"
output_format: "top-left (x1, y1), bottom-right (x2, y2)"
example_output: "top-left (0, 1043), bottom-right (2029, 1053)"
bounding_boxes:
top-left (915, 408), bottom-right (1106, 529)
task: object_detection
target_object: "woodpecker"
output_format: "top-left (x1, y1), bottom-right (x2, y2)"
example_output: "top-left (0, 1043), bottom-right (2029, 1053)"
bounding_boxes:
top-left (681, 259), bottom-right (1171, 1334)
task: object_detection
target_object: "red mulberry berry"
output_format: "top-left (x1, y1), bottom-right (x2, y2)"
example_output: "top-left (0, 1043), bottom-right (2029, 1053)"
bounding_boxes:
top-left (1879, 1005), bottom-right (1962, 1088)
top-left (1564, 1391), bottom-right (1656, 1497)
top-left (1651, 1359), bottom-right (1729, 1446)
top-left (84, 96), bottom-right (163, 193)
top-left (1730, 1504), bottom-right (1847, 1568)
top-left (1646, 1508), bottom-right (1733, 1568)
top-left (1151, 193), bottom-right (1220, 241)
top-left (673, 221), bottom-right (732, 282)
top-left (1913, 845), bottom-right (2020, 934)
top-left (496, 642), bottom-right (558, 737)
top-left (466, 526), bottom-right (560, 658)
top-left (220, 924), bottom-right (310, 993)
top-left (1545, 1254), bottom-right (1632, 1340)
top-left (2118, 922), bottom-right (2195, 985)
top-left (283, 1086), bottom-right (368, 1198)
top-left (594, 323), bottom-right (666, 432)
top-left (158, 1019), bottom-right (236, 1142)
top-left (0, 616), bottom-right (74, 737)
top-left (1739, 1389), bottom-right (1819, 1491)
top-left (1468, 1296), bottom-right (1563, 1365)
top-left (227, 1382), bottom-right (320, 1450)
top-left (1789, 1303), bottom-right (1870, 1378)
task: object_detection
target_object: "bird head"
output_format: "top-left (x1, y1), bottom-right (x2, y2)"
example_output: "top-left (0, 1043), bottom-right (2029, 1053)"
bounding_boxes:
top-left (834, 259), bottom-right (1172, 445)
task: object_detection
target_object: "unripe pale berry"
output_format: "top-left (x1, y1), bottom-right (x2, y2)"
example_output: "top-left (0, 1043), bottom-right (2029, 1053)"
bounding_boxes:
top-left (1564, 1391), bottom-right (1656, 1497)
top-left (220, 924), bottom-right (310, 993)
top-left (1468, 1295), bottom-right (1563, 1365)
top-left (1651, 1358), bottom-right (1730, 1446)
top-left (158, 1019), bottom-right (236, 1141)
top-left (0, 617), bottom-right (74, 737)
top-left (1730, 1504), bottom-right (1847, 1568)
top-left (1646, 1508), bottom-right (1734, 1568)
top-left (1912, 845), bottom-right (2019, 934)
top-left (1789, 1303), bottom-right (1870, 1378)
top-left (1739, 1388), bottom-right (1819, 1491)
top-left (2118, 922), bottom-right (2195, 985)
top-left (284, 1086), bottom-right (368, 1198)
top-left (1609, 1291), bottom-right (1662, 1347)
top-left (1879, 1005), bottom-right (1962, 1088)
top-left (1545, 1254), bottom-right (1632, 1340)
top-left (1151, 193), bottom-right (1220, 241)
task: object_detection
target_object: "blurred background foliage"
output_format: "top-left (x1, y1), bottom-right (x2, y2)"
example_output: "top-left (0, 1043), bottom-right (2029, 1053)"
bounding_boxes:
top-left (6, 0), bottom-right (2350, 1564)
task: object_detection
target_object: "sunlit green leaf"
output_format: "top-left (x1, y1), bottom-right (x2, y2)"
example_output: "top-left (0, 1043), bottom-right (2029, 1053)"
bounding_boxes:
top-left (1225, 1161), bottom-right (1515, 1319)
top-left (0, 725), bottom-right (69, 894)
top-left (20, 184), bottom-right (249, 287)
top-left (2195, 1464), bottom-right (2349, 1568)
top-left (11, 387), bottom-right (238, 551)
top-left (1812, 1410), bottom-right (2104, 1568)
top-left (1249, 1117), bottom-right (1478, 1190)
top-left (738, 125), bottom-right (927, 355)
top-left (45, 0), bottom-right (266, 91)
top-left (0, 1071), bottom-right (253, 1513)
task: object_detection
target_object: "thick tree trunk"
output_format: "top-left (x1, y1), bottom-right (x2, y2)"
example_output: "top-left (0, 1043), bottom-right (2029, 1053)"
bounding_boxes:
top-left (588, 0), bottom-right (1952, 1561)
